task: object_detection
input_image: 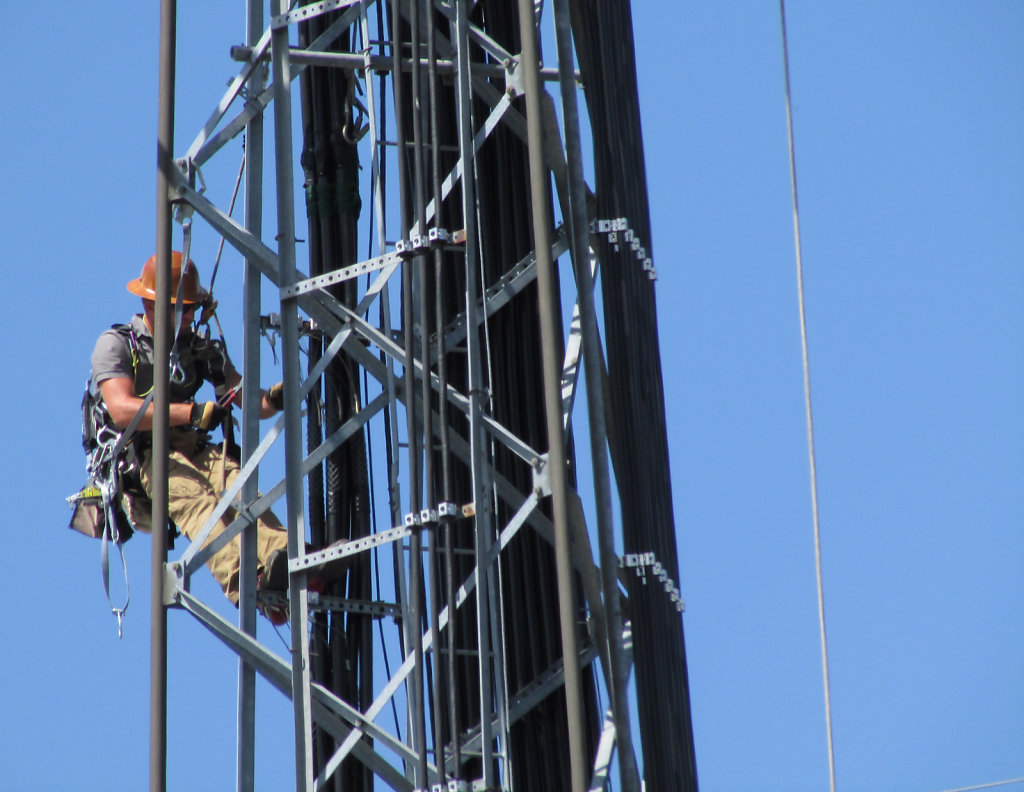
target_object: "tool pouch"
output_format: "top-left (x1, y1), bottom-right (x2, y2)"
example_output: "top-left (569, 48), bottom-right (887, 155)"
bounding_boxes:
top-left (66, 482), bottom-right (134, 542)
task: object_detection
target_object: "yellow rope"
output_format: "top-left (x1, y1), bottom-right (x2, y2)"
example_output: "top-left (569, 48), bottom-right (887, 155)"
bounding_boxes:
top-left (778, 3), bottom-right (837, 791)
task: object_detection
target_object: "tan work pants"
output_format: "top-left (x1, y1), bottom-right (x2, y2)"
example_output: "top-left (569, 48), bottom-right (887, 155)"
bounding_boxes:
top-left (134, 439), bottom-right (288, 604)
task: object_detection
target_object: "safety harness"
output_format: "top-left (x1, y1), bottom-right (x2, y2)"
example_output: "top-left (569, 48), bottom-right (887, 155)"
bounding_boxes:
top-left (67, 326), bottom-right (144, 631)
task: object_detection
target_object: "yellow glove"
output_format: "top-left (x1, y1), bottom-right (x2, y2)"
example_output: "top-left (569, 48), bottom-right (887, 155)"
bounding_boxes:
top-left (189, 401), bottom-right (229, 430)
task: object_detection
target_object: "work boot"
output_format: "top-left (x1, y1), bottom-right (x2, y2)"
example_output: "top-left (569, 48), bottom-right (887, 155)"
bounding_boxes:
top-left (256, 550), bottom-right (290, 624)
top-left (257, 549), bottom-right (289, 591)
top-left (256, 550), bottom-right (325, 625)
top-left (258, 599), bottom-right (289, 626)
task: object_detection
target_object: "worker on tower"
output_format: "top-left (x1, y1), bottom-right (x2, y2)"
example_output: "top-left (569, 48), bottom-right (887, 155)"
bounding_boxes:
top-left (88, 251), bottom-right (292, 623)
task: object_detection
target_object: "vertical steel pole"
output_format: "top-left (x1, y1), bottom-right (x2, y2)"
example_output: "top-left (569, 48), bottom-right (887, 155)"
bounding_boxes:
top-left (409, 0), bottom-right (433, 786)
top-left (452, 1), bottom-right (499, 785)
top-left (235, 0), bottom-right (264, 787)
top-left (515, 2), bottom-right (587, 791)
top-left (426, 3), bottom-right (460, 776)
top-left (422, 4), bottom-right (448, 779)
top-left (550, 0), bottom-right (639, 788)
top-left (391, 0), bottom-right (430, 783)
top-left (151, 0), bottom-right (175, 786)
top-left (269, 4), bottom-right (314, 789)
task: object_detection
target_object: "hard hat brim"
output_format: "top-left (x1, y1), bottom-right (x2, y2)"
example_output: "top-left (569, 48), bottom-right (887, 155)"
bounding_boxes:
top-left (126, 278), bottom-right (207, 303)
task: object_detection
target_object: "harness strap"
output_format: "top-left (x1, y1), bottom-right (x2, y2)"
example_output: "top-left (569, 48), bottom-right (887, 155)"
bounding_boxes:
top-left (170, 216), bottom-right (192, 363)
top-left (104, 390), bottom-right (154, 470)
top-left (98, 477), bottom-right (130, 637)
top-left (86, 324), bottom-right (151, 635)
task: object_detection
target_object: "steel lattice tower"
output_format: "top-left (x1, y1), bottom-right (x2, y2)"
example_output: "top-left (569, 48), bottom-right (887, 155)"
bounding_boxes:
top-left (151, 1), bottom-right (696, 790)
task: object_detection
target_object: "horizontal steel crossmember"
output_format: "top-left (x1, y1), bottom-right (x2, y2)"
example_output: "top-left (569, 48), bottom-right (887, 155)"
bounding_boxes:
top-left (258, 591), bottom-right (400, 619)
top-left (175, 589), bottom-right (424, 790)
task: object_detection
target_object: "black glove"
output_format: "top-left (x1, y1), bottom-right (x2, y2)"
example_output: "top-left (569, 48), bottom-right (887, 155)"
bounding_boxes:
top-left (189, 401), bottom-right (229, 430)
top-left (193, 334), bottom-right (229, 387)
top-left (266, 382), bottom-right (285, 412)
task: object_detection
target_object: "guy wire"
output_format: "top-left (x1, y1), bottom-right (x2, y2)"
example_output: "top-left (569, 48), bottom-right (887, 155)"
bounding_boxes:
top-left (779, 3), bottom-right (837, 791)
top-left (936, 778), bottom-right (1024, 792)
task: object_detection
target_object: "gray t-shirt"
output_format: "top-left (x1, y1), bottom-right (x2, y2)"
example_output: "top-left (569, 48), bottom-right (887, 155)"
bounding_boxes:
top-left (91, 313), bottom-right (235, 410)
top-left (91, 314), bottom-right (153, 390)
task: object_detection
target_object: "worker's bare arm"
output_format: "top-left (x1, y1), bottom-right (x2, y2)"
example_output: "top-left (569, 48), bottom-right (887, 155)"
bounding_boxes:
top-left (99, 374), bottom-right (279, 426)
top-left (221, 368), bottom-right (279, 419)
top-left (98, 376), bottom-right (193, 430)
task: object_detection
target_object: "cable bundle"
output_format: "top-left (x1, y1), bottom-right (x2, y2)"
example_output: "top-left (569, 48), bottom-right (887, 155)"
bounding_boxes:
top-left (571, 0), bottom-right (699, 788)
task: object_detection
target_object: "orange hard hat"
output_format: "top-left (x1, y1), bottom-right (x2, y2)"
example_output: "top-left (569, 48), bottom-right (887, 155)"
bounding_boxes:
top-left (126, 251), bottom-right (209, 304)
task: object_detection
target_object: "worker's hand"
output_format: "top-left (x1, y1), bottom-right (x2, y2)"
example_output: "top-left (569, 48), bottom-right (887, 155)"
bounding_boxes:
top-left (266, 382), bottom-right (285, 412)
top-left (197, 298), bottom-right (218, 326)
top-left (189, 401), bottom-right (229, 430)
top-left (194, 336), bottom-right (228, 386)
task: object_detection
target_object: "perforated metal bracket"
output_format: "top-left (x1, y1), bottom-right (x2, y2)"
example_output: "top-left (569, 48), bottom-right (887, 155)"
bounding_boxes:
top-left (261, 590), bottom-right (400, 619)
top-left (292, 525), bottom-right (413, 573)
top-left (271, 0), bottom-right (357, 29)
top-left (280, 250), bottom-right (401, 297)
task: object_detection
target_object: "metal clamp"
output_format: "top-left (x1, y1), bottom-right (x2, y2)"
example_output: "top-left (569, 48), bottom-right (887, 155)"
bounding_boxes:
top-left (593, 217), bottom-right (658, 280)
top-left (163, 562), bottom-right (184, 607)
top-left (532, 453), bottom-right (551, 496)
top-left (504, 57), bottom-right (524, 97)
top-left (620, 552), bottom-right (685, 612)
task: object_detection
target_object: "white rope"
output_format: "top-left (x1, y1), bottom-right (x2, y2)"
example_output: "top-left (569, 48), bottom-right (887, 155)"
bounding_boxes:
top-left (778, 3), bottom-right (837, 791)
top-left (209, 146), bottom-right (246, 294)
top-left (935, 778), bottom-right (1024, 792)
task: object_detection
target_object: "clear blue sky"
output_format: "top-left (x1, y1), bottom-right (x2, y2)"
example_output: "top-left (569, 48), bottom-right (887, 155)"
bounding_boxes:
top-left (2, 2), bottom-right (1021, 791)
